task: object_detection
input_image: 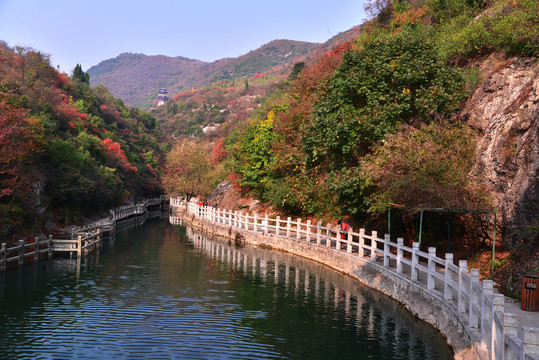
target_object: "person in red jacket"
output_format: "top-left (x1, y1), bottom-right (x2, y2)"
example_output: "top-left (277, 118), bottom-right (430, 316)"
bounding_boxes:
top-left (338, 220), bottom-right (350, 239)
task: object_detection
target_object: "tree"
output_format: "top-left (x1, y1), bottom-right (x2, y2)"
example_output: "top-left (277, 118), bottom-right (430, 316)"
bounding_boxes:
top-left (287, 61), bottom-right (305, 81)
top-left (162, 141), bottom-right (220, 200)
top-left (0, 88), bottom-right (41, 235)
top-left (302, 32), bottom-right (466, 171)
top-left (227, 110), bottom-right (278, 194)
top-left (101, 138), bottom-right (137, 171)
top-left (72, 63), bottom-right (89, 84)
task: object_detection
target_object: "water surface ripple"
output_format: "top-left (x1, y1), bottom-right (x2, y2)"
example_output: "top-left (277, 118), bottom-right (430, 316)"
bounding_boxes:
top-left (0, 218), bottom-right (453, 359)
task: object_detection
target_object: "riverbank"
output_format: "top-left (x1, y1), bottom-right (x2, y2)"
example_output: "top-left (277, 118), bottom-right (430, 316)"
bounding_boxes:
top-left (171, 201), bottom-right (539, 360)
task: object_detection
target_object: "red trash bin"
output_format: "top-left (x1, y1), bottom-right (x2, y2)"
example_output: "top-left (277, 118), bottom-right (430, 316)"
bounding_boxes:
top-left (521, 275), bottom-right (539, 311)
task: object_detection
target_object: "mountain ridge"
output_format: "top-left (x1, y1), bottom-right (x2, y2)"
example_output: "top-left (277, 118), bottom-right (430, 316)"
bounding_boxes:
top-left (88, 30), bottom-right (359, 108)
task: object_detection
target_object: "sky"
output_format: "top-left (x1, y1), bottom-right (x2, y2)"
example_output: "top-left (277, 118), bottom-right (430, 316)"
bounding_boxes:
top-left (0, 0), bottom-right (366, 74)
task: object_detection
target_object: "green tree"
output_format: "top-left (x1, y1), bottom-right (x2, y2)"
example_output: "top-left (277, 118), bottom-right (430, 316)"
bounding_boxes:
top-left (302, 32), bottom-right (466, 170)
top-left (227, 110), bottom-right (279, 194)
top-left (72, 63), bottom-right (89, 84)
top-left (287, 61), bottom-right (305, 81)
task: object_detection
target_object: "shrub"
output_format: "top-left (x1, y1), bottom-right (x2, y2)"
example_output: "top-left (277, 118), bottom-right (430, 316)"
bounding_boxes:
top-left (363, 122), bottom-right (491, 212)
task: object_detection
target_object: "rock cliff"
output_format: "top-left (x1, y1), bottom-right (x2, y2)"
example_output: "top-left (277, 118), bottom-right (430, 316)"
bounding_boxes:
top-left (463, 53), bottom-right (538, 256)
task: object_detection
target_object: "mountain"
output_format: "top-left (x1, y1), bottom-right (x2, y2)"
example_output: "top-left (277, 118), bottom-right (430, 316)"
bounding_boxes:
top-left (88, 30), bottom-right (359, 109)
top-left (88, 53), bottom-right (206, 109)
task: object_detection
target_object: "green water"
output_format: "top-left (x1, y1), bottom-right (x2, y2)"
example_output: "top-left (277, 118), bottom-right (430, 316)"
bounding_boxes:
top-left (0, 217), bottom-right (453, 359)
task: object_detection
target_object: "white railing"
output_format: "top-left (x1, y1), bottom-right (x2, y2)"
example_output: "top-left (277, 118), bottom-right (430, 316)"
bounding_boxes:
top-left (109, 197), bottom-right (163, 221)
top-left (171, 197), bottom-right (539, 360)
top-left (0, 236), bottom-right (53, 271)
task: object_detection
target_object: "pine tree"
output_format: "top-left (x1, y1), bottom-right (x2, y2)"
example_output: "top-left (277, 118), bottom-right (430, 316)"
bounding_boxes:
top-left (72, 63), bottom-right (89, 84)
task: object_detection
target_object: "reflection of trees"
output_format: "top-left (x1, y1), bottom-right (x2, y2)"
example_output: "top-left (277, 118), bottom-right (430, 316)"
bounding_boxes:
top-left (188, 230), bottom-right (453, 359)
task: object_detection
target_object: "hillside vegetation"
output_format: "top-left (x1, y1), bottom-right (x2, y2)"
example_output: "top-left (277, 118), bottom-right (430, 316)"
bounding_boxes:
top-left (0, 43), bottom-right (166, 241)
top-left (161, 0), bottom-right (538, 293)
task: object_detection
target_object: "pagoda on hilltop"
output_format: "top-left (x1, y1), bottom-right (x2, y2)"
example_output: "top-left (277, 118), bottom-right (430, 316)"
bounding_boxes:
top-left (156, 88), bottom-right (168, 106)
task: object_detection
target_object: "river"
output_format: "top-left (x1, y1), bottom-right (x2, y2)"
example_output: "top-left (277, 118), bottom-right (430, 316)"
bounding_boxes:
top-left (0, 215), bottom-right (453, 359)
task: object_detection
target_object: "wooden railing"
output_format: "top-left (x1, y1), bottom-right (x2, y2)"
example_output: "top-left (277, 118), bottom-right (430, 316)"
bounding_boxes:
top-left (173, 198), bottom-right (539, 360)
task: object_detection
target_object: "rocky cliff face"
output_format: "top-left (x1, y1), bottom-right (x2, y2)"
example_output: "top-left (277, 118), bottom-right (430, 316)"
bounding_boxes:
top-left (463, 53), bottom-right (538, 246)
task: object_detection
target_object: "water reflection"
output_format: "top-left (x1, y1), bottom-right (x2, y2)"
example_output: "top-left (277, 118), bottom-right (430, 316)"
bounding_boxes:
top-left (176, 218), bottom-right (453, 360)
top-left (0, 217), bottom-right (452, 359)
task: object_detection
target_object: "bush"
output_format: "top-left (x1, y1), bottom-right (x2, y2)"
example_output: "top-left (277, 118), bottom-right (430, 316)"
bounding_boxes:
top-left (363, 122), bottom-right (491, 212)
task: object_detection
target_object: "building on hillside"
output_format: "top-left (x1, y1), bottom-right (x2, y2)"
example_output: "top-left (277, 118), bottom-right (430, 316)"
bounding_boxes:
top-left (156, 88), bottom-right (168, 106)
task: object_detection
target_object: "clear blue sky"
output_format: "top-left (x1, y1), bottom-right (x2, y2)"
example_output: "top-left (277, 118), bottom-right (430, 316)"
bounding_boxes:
top-left (0, 0), bottom-right (366, 74)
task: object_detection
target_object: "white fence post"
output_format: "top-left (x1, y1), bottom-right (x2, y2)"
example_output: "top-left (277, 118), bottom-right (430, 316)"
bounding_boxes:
top-left (306, 220), bottom-right (311, 242)
top-left (276, 216), bottom-right (280, 236)
top-left (0, 243), bottom-right (5, 271)
top-left (359, 229), bottom-right (365, 257)
top-left (33, 236), bottom-right (39, 262)
top-left (287, 217), bottom-right (291, 238)
top-left (481, 280), bottom-right (494, 351)
top-left (492, 294), bottom-right (505, 360)
top-left (458, 260), bottom-right (469, 313)
top-left (77, 235), bottom-right (82, 258)
top-left (370, 231), bottom-right (378, 261)
top-left (296, 219), bottom-right (301, 239)
top-left (520, 327), bottom-right (539, 359)
top-left (316, 222), bottom-right (321, 245)
top-left (396, 238), bottom-right (404, 274)
top-left (427, 247), bottom-right (436, 290)
top-left (326, 224), bottom-right (331, 248)
top-left (264, 215), bottom-right (268, 235)
top-left (254, 213), bottom-right (258, 232)
top-left (383, 234), bottom-right (390, 267)
top-left (444, 253), bottom-right (454, 300)
top-left (18, 239), bottom-right (25, 266)
top-left (47, 235), bottom-right (53, 258)
top-left (469, 268), bottom-right (480, 327)
top-left (411, 242), bottom-right (419, 281)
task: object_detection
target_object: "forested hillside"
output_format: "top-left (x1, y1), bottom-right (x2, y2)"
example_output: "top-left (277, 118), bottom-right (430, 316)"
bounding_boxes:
top-left (0, 43), bottom-right (165, 241)
top-left (161, 0), bottom-right (538, 294)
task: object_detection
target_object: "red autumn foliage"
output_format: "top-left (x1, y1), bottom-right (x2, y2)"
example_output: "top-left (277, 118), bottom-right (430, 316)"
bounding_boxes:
top-left (146, 163), bottom-right (158, 178)
top-left (228, 172), bottom-right (250, 193)
top-left (0, 90), bottom-right (38, 201)
top-left (211, 138), bottom-right (227, 165)
top-left (101, 138), bottom-right (137, 172)
top-left (52, 71), bottom-right (69, 87)
top-left (55, 94), bottom-right (89, 130)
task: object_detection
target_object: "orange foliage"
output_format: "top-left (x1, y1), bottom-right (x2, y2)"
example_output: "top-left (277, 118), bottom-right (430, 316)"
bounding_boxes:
top-left (392, 7), bottom-right (428, 27)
